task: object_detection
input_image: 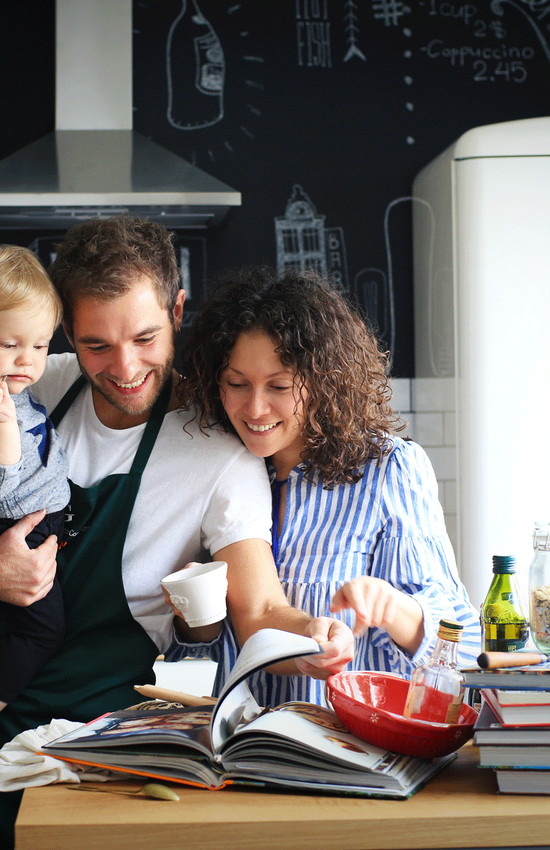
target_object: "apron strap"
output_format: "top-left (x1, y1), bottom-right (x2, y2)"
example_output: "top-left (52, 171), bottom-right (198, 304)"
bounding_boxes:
top-left (130, 374), bottom-right (172, 476)
top-left (49, 372), bottom-right (173, 477)
top-left (50, 375), bottom-right (87, 428)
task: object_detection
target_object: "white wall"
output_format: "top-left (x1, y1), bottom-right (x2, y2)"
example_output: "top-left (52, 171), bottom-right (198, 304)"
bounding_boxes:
top-left (153, 656), bottom-right (216, 697)
top-left (402, 376), bottom-right (531, 611)
top-left (402, 377), bottom-right (458, 556)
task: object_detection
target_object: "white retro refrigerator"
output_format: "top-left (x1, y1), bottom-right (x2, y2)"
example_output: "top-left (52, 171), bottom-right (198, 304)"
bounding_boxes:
top-left (413, 116), bottom-right (550, 609)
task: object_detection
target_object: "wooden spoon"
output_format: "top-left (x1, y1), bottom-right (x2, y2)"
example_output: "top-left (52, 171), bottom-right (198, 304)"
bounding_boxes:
top-left (133, 684), bottom-right (216, 706)
top-left (68, 782), bottom-right (180, 801)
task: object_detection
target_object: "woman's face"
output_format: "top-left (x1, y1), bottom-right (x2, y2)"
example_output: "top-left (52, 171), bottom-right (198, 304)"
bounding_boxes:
top-left (219, 330), bottom-right (307, 473)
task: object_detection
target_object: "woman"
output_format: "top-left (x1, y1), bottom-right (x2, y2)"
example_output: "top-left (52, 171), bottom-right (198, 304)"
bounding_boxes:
top-left (174, 267), bottom-right (480, 706)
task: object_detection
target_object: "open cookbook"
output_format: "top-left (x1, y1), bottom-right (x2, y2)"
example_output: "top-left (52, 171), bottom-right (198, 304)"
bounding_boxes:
top-left (42, 628), bottom-right (454, 799)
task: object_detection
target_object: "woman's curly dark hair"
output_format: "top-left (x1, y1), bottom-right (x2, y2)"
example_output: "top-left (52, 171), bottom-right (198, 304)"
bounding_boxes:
top-left (177, 267), bottom-right (404, 487)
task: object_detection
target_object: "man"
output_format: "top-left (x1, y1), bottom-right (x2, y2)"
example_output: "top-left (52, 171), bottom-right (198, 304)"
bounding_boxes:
top-left (0, 217), bottom-right (353, 847)
top-left (0, 219), bottom-right (353, 834)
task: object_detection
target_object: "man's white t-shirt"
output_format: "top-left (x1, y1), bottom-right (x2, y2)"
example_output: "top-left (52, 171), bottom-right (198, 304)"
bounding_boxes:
top-left (33, 354), bottom-right (272, 653)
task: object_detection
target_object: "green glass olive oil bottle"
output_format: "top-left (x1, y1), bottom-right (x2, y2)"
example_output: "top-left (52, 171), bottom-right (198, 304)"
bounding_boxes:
top-left (480, 555), bottom-right (529, 652)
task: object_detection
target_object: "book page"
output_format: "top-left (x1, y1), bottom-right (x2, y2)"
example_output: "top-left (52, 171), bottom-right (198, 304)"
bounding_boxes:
top-left (44, 706), bottom-right (215, 757)
top-left (222, 703), bottom-right (392, 772)
top-left (219, 702), bottom-right (450, 794)
top-left (210, 629), bottom-right (322, 752)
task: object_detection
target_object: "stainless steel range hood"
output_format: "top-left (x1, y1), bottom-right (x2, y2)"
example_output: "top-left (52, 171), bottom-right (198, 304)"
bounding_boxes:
top-left (0, 0), bottom-right (240, 229)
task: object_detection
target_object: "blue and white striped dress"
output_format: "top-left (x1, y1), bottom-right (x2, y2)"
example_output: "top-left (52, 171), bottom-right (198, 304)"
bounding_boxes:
top-left (168, 437), bottom-right (481, 707)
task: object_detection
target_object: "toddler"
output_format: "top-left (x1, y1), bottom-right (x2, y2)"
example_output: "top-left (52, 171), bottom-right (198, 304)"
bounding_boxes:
top-left (0, 246), bottom-right (70, 710)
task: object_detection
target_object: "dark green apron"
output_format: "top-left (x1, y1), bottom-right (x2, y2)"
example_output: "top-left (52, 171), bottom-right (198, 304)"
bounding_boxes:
top-left (0, 374), bottom-right (171, 747)
top-left (0, 376), bottom-right (172, 847)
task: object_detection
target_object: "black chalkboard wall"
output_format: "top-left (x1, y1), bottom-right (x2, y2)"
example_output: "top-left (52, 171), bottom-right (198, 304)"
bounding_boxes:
top-left (1, 0), bottom-right (549, 376)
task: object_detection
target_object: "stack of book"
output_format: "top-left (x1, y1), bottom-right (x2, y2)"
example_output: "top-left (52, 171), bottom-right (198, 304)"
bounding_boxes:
top-left (462, 662), bottom-right (550, 794)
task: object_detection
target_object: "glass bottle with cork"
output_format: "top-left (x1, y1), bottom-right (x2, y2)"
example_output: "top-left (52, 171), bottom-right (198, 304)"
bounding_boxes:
top-left (403, 618), bottom-right (465, 724)
top-left (529, 523), bottom-right (550, 655)
top-left (481, 555), bottom-right (529, 652)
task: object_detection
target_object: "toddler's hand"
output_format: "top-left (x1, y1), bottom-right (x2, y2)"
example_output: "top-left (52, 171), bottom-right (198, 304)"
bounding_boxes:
top-left (0, 378), bottom-right (16, 424)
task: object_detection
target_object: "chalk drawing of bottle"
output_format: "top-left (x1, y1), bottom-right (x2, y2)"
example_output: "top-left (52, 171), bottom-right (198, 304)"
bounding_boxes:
top-left (166, 0), bottom-right (225, 130)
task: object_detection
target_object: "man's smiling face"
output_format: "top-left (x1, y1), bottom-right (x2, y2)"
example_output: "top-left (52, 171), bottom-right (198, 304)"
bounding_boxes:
top-left (68, 275), bottom-right (184, 429)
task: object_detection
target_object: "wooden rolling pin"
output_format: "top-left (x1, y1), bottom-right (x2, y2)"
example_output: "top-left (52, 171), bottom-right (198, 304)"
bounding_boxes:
top-left (477, 651), bottom-right (548, 669)
top-left (134, 684), bottom-right (216, 705)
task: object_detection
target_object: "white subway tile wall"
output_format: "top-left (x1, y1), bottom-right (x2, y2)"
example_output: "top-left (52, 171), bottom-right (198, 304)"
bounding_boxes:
top-left (392, 378), bottom-right (457, 556)
top-left (389, 378), bottom-right (412, 416)
top-left (412, 377), bottom-right (456, 413)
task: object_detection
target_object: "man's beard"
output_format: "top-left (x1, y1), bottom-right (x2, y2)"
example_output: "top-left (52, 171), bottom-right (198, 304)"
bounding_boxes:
top-left (76, 344), bottom-right (175, 419)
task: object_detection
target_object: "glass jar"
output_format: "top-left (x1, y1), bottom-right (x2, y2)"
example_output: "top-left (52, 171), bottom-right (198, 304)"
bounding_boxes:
top-left (529, 522), bottom-right (550, 654)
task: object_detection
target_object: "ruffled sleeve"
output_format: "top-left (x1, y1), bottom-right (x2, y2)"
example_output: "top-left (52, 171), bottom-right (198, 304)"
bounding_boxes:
top-left (367, 439), bottom-right (480, 671)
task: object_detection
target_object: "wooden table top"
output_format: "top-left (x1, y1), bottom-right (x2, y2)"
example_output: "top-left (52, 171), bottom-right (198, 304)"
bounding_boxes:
top-left (15, 743), bottom-right (549, 850)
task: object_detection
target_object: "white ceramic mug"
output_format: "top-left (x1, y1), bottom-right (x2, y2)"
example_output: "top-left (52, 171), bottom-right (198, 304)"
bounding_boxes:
top-left (161, 561), bottom-right (228, 627)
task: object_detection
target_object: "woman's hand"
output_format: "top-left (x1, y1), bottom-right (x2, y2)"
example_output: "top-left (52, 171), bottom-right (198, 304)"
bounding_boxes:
top-left (330, 577), bottom-right (425, 655)
top-left (330, 577), bottom-right (400, 636)
top-left (294, 617), bottom-right (354, 678)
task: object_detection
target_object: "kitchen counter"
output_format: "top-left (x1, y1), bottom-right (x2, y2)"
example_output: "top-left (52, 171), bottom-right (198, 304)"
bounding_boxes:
top-left (15, 743), bottom-right (550, 850)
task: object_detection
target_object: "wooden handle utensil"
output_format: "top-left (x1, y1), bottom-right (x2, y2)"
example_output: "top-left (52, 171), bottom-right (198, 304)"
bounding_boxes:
top-left (477, 651), bottom-right (548, 669)
top-left (133, 684), bottom-right (216, 706)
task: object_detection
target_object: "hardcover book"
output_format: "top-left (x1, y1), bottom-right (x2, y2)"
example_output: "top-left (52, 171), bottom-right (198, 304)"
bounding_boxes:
top-left (461, 660), bottom-right (550, 690)
top-left (481, 688), bottom-right (550, 728)
top-left (478, 745), bottom-right (550, 768)
top-left (494, 690), bottom-right (550, 706)
top-left (474, 700), bottom-right (550, 745)
top-left (494, 769), bottom-right (550, 795)
top-left (42, 629), bottom-right (454, 799)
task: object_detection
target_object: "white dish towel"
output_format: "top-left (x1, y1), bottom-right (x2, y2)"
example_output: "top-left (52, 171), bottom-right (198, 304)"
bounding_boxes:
top-left (0, 719), bottom-right (111, 791)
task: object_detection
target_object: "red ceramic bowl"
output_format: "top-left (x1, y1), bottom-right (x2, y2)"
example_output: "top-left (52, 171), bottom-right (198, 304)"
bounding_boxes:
top-left (326, 671), bottom-right (478, 759)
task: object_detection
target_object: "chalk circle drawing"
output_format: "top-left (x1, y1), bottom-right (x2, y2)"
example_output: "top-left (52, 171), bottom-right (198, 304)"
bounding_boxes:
top-left (167, 0), bottom-right (225, 130)
top-left (275, 185), bottom-right (328, 274)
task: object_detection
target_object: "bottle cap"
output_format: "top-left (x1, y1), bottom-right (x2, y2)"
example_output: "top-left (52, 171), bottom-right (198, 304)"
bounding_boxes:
top-left (533, 522), bottom-right (550, 551)
top-left (437, 618), bottom-right (463, 642)
top-left (492, 555), bottom-right (516, 574)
